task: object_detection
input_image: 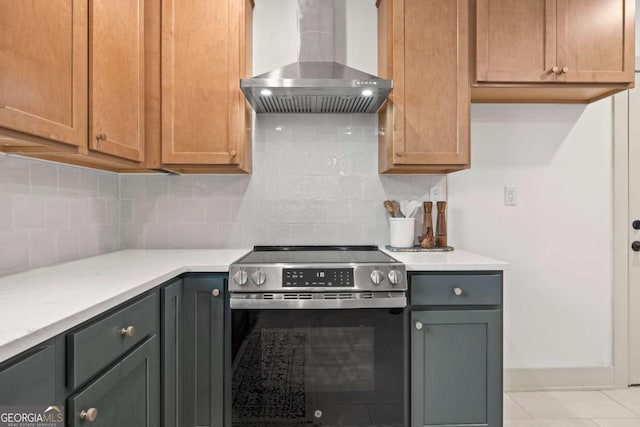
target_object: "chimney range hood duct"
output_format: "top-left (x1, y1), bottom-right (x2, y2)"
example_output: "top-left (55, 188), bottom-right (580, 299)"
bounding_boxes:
top-left (241, 1), bottom-right (392, 114)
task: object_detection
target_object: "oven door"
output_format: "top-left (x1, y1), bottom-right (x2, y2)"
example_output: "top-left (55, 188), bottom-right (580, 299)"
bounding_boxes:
top-left (230, 304), bottom-right (407, 427)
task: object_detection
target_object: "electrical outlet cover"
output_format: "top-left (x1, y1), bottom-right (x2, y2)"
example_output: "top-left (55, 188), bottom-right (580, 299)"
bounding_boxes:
top-left (430, 186), bottom-right (444, 201)
top-left (504, 186), bottom-right (517, 206)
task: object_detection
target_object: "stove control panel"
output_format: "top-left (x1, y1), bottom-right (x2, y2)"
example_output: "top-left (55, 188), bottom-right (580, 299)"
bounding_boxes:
top-left (228, 264), bottom-right (407, 292)
top-left (283, 268), bottom-right (354, 288)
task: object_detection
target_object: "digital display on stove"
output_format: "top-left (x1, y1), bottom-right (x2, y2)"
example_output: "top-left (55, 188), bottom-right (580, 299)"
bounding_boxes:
top-left (283, 268), bottom-right (354, 287)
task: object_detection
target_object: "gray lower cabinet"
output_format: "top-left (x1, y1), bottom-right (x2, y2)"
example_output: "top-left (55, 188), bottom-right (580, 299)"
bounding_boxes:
top-left (181, 274), bottom-right (227, 427)
top-left (68, 335), bottom-right (160, 427)
top-left (0, 344), bottom-right (56, 404)
top-left (161, 279), bottom-right (182, 427)
top-left (410, 272), bottom-right (503, 427)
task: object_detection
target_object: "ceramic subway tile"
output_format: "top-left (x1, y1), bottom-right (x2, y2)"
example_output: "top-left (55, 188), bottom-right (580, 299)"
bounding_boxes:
top-left (69, 198), bottom-right (91, 227)
top-left (44, 198), bottom-right (70, 229)
top-left (79, 169), bottom-right (100, 197)
top-left (143, 223), bottom-right (169, 249)
top-left (13, 196), bottom-right (44, 230)
top-left (156, 198), bottom-right (182, 224)
top-left (87, 199), bottom-right (107, 225)
top-left (98, 225), bottom-right (119, 252)
top-left (0, 230), bottom-right (30, 275)
top-left (120, 224), bottom-right (144, 249)
top-left (192, 224), bottom-right (219, 249)
top-left (0, 154), bottom-right (30, 194)
top-left (131, 199), bottom-right (157, 224)
top-left (56, 228), bottom-right (80, 262)
top-left (78, 226), bottom-right (101, 257)
top-left (99, 173), bottom-right (119, 199)
top-left (57, 165), bottom-right (81, 197)
top-left (29, 161), bottom-right (58, 196)
top-left (0, 194), bottom-right (13, 231)
top-left (119, 174), bottom-right (145, 199)
top-left (181, 199), bottom-right (207, 224)
top-left (168, 223), bottom-right (195, 249)
top-left (29, 229), bottom-right (59, 268)
top-left (146, 175), bottom-right (170, 199)
top-left (206, 199), bottom-right (232, 224)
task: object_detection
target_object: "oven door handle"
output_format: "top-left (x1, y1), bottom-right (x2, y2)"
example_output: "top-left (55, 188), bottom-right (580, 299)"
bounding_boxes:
top-left (229, 295), bottom-right (407, 310)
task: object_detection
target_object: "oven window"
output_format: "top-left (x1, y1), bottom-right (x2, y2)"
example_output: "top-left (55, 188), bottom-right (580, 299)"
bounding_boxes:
top-left (231, 309), bottom-right (405, 427)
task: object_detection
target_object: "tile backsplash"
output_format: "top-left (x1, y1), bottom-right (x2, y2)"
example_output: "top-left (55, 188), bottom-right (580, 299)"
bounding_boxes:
top-left (0, 153), bottom-right (119, 276)
top-left (120, 114), bottom-right (446, 249)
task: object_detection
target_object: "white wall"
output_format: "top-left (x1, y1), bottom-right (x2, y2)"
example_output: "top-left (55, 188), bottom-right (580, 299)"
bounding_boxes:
top-left (449, 101), bottom-right (613, 369)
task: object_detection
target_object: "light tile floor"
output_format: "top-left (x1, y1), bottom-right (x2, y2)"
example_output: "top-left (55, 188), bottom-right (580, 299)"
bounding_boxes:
top-left (504, 388), bottom-right (640, 426)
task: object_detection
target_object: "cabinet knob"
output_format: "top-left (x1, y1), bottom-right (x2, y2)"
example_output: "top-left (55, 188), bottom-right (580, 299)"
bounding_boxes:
top-left (79, 408), bottom-right (98, 422)
top-left (453, 287), bottom-right (463, 296)
top-left (633, 241), bottom-right (640, 252)
top-left (212, 288), bottom-right (221, 297)
top-left (633, 220), bottom-right (640, 230)
top-left (551, 66), bottom-right (560, 74)
top-left (230, 150), bottom-right (237, 157)
top-left (415, 321), bottom-right (423, 330)
top-left (120, 326), bottom-right (135, 337)
top-left (96, 133), bottom-right (107, 141)
top-left (561, 67), bottom-right (569, 74)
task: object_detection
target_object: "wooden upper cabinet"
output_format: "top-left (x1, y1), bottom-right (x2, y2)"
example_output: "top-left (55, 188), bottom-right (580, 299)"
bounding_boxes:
top-left (378, 0), bottom-right (470, 174)
top-left (475, 0), bottom-right (557, 83)
top-left (0, 0), bottom-right (87, 147)
top-left (161, 0), bottom-right (252, 172)
top-left (89, 0), bottom-right (145, 162)
top-left (556, 0), bottom-right (635, 83)
top-left (473, 0), bottom-right (635, 103)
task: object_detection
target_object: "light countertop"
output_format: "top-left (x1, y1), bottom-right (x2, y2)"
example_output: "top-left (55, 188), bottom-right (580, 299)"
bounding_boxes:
top-left (0, 249), bottom-right (249, 364)
top-left (0, 247), bottom-right (506, 364)
top-left (381, 248), bottom-right (509, 271)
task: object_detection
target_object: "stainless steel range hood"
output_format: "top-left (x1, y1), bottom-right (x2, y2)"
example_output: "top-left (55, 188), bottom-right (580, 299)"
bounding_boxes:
top-left (241, 0), bottom-right (392, 114)
top-left (240, 62), bottom-right (392, 114)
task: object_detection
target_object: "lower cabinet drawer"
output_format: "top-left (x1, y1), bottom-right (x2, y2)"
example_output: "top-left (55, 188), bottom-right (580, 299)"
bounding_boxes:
top-left (410, 273), bottom-right (502, 306)
top-left (0, 345), bottom-right (56, 404)
top-left (68, 335), bottom-right (159, 427)
top-left (67, 293), bottom-right (158, 389)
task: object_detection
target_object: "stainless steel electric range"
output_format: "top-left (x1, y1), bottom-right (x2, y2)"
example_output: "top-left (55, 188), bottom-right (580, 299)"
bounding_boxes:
top-left (229, 246), bottom-right (408, 427)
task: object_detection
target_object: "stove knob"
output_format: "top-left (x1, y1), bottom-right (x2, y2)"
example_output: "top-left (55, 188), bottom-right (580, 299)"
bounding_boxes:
top-left (251, 270), bottom-right (267, 286)
top-left (388, 270), bottom-right (403, 286)
top-left (233, 270), bottom-right (248, 286)
top-left (370, 270), bottom-right (386, 285)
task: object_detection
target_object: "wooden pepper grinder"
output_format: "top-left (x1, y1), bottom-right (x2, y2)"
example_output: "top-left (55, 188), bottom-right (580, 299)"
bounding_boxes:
top-left (435, 201), bottom-right (447, 247)
top-left (419, 202), bottom-right (435, 248)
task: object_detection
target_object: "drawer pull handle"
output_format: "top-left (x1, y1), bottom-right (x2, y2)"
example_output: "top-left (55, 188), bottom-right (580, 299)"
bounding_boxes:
top-left (120, 326), bottom-right (135, 337)
top-left (453, 287), bottom-right (463, 296)
top-left (80, 408), bottom-right (98, 422)
top-left (212, 289), bottom-right (221, 297)
top-left (415, 321), bottom-right (423, 330)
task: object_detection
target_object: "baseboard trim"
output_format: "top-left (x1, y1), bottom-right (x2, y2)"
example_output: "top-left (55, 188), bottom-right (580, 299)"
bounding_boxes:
top-left (504, 367), bottom-right (615, 392)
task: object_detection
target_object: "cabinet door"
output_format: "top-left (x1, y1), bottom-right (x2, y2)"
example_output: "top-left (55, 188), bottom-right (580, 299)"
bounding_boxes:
top-left (475, 0), bottom-right (557, 83)
top-left (89, 0), bottom-right (145, 161)
top-left (161, 0), bottom-right (250, 166)
top-left (68, 336), bottom-right (160, 427)
top-left (181, 275), bottom-right (226, 427)
top-left (556, 0), bottom-right (635, 83)
top-left (0, 0), bottom-right (87, 147)
top-left (411, 310), bottom-right (502, 427)
top-left (0, 345), bottom-right (56, 404)
top-left (161, 279), bottom-right (182, 427)
top-left (381, 0), bottom-right (470, 171)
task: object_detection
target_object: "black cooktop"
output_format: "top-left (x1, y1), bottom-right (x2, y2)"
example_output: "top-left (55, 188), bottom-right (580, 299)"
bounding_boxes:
top-left (236, 245), bottom-right (399, 265)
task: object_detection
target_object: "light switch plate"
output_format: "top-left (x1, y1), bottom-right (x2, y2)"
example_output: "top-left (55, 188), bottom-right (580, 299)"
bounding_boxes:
top-left (504, 186), bottom-right (518, 206)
